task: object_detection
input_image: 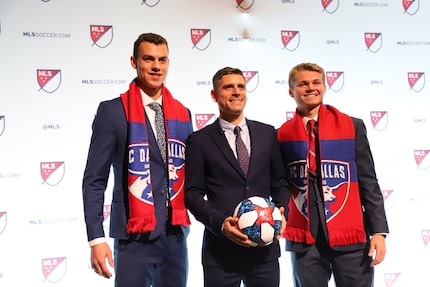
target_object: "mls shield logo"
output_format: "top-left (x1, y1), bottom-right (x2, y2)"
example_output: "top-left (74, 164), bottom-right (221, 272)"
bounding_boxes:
top-left (103, 204), bottom-right (111, 229)
top-left (41, 161), bottom-right (65, 186)
top-left (236, 0), bottom-right (254, 10)
top-left (195, 113), bottom-right (215, 130)
top-left (0, 211), bottom-right (7, 235)
top-left (364, 32), bottom-right (382, 53)
top-left (414, 150), bottom-right (430, 170)
top-left (403, 0), bottom-right (420, 15)
top-left (42, 257), bottom-right (67, 283)
top-left (326, 71), bottom-right (344, 92)
top-left (37, 69), bottom-right (61, 93)
top-left (141, 0), bottom-right (161, 7)
top-left (281, 30), bottom-right (300, 52)
top-left (384, 272), bottom-right (401, 287)
top-left (382, 189), bottom-right (394, 210)
top-left (408, 72), bottom-right (425, 92)
top-left (370, 111), bottom-right (388, 131)
top-left (0, 115), bottom-right (5, 136)
top-left (242, 71), bottom-right (259, 93)
top-left (90, 25), bottom-right (113, 48)
top-left (321, 0), bottom-right (339, 14)
top-left (191, 29), bottom-right (211, 51)
top-left (422, 230), bottom-right (430, 247)
top-left (286, 111), bottom-right (295, 121)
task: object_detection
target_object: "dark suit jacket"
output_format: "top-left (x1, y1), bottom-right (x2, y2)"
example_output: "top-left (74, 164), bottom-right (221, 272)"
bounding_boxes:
top-left (82, 97), bottom-right (191, 241)
top-left (285, 117), bottom-right (389, 252)
top-left (185, 118), bottom-right (290, 267)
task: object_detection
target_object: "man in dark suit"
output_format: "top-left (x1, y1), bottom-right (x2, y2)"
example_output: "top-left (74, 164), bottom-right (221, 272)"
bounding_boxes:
top-left (277, 62), bottom-right (389, 287)
top-left (82, 33), bottom-right (192, 287)
top-left (185, 67), bottom-right (290, 287)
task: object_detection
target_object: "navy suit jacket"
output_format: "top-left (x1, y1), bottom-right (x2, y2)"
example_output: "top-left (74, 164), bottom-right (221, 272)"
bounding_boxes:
top-left (82, 97), bottom-right (191, 241)
top-left (185, 118), bottom-right (290, 266)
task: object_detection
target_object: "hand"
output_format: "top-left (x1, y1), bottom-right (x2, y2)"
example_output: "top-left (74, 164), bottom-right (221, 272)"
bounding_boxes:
top-left (368, 234), bottom-right (386, 267)
top-left (222, 216), bottom-right (254, 247)
top-left (90, 242), bottom-right (114, 278)
top-left (275, 206), bottom-right (286, 241)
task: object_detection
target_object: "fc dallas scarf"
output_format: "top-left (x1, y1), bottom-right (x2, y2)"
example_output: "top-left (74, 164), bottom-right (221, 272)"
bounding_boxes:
top-left (278, 105), bottom-right (367, 247)
top-left (121, 79), bottom-right (191, 234)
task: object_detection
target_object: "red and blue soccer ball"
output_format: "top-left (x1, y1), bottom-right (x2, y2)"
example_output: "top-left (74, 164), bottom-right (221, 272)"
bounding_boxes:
top-left (233, 196), bottom-right (282, 247)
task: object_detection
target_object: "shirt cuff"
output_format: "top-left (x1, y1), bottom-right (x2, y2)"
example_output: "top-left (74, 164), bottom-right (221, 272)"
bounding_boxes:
top-left (89, 237), bottom-right (106, 247)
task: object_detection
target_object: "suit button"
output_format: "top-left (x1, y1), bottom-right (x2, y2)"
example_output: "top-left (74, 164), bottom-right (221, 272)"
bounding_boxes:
top-left (245, 185), bottom-right (250, 190)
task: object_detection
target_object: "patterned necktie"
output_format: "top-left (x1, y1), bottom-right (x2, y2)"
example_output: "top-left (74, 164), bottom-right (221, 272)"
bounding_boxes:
top-left (234, 126), bottom-right (249, 176)
top-left (307, 119), bottom-right (317, 175)
top-left (148, 102), bottom-right (167, 163)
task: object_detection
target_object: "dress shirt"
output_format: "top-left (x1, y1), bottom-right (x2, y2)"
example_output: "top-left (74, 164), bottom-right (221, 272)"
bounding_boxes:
top-left (219, 117), bottom-right (250, 159)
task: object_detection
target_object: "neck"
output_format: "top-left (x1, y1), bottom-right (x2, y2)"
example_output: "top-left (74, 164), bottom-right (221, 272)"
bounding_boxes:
top-left (221, 114), bottom-right (244, 126)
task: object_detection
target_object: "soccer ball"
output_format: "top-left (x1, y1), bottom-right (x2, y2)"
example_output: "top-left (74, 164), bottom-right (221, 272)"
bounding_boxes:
top-left (233, 196), bottom-right (282, 247)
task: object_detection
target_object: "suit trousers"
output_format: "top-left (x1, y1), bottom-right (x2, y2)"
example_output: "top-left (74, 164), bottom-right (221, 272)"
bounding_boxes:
top-left (113, 227), bottom-right (187, 287)
top-left (290, 229), bottom-right (374, 287)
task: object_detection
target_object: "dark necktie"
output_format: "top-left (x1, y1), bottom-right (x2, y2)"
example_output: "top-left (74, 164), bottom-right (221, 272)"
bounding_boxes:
top-left (148, 102), bottom-right (167, 163)
top-left (234, 126), bottom-right (249, 176)
top-left (306, 119), bottom-right (317, 175)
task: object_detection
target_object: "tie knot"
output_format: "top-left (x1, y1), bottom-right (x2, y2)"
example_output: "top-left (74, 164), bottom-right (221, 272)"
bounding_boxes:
top-left (148, 102), bottom-right (162, 112)
top-left (306, 119), bottom-right (316, 131)
top-left (234, 126), bottom-right (242, 135)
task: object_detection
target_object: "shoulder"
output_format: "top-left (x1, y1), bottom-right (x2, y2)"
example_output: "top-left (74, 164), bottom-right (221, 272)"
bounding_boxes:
top-left (246, 119), bottom-right (275, 131)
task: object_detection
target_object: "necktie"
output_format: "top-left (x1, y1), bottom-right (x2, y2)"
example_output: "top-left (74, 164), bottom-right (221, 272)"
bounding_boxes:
top-left (148, 102), bottom-right (167, 163)
top-left (234, 126), bottom-right (249, 175)
top-left (307, 119), bottom-right (317, 175)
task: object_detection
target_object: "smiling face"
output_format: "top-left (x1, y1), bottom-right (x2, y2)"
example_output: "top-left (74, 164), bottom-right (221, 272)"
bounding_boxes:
top-left (289, 70), bottom-right (326, 118)
top-left (130, 41), bottom-right (169, 99)
top-left (211, 73), bottom-right (247, 124)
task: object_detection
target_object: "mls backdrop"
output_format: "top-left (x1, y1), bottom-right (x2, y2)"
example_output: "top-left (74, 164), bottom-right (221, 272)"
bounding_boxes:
top-left (0, 0), bottom-right (429, 286)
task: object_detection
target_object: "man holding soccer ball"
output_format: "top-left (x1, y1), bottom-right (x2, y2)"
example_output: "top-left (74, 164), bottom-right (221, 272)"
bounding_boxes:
top-left (185, 67), bottom-right (290, 287)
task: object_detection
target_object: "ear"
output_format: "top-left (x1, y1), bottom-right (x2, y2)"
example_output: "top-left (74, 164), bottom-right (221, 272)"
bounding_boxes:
top-left (210, 89), bottom-right (217, 102)
top-left (288, 89), bottom-right (294, 98)
top-left (130, 56), bottom-right (137, 69)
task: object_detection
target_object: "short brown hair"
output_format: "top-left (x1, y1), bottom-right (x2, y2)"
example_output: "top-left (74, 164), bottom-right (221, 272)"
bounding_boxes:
top-left (288, 63), bottom-right (325, 89)
top-left (212, 67), bottom-right (245, 90)
top-left (133, 33), bottom-right (169, 59)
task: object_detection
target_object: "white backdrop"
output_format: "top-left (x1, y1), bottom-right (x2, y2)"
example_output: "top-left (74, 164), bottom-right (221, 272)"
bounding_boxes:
top-left (0, 0), bottom-right (429, 286)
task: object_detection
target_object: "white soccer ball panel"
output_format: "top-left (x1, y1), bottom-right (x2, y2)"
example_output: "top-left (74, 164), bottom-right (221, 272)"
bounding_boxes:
top-left (260, 222), bottom-right (275, 244)
top-left (272, 206), bottom-right (282, 220)
top-left (237, 210), bottom-right (258, 229)
top-left (248, 196), bottom-right (269, 207)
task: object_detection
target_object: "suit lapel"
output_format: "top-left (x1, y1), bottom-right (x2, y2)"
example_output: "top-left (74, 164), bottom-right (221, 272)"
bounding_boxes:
top-left (209, 119), bottom-right (246, 178)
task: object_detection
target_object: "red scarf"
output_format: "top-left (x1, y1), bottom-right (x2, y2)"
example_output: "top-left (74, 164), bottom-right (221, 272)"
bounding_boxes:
top-left (121, 79), bottom-right (191, 234)
top-left (278, 105), bottom-right (367, 247)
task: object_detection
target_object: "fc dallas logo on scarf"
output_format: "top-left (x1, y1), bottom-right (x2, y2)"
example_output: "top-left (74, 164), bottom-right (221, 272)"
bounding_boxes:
top-left (289, 160), bottom-right (350, 221)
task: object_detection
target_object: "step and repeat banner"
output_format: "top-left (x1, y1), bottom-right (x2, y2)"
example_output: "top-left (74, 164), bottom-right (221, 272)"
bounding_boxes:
top-left (0, 0), bottom-right (429, 286)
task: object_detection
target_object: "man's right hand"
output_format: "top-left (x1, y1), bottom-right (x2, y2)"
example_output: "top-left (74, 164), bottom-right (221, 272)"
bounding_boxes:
top-left (90, 242), bottom-right (114, 278)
